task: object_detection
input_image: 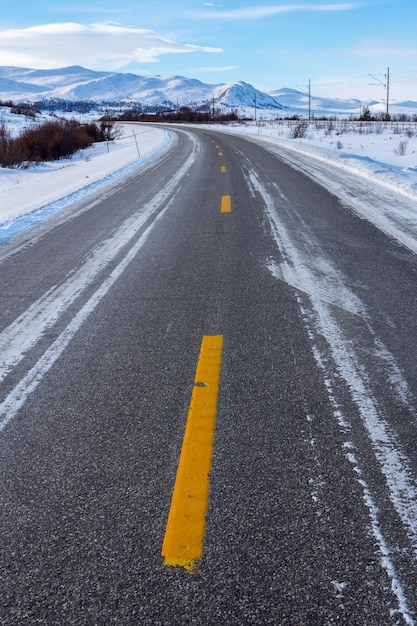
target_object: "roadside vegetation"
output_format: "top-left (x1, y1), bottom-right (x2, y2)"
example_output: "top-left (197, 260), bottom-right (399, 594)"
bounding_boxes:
top-left (0, 106), bottom-right (120, 168)
top-left (115, 105), bottom-right (239, 124)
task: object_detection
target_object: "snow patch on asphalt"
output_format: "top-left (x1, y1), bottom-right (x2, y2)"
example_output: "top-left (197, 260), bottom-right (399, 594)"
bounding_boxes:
top-left (247, 166), bottom-right (416, 624)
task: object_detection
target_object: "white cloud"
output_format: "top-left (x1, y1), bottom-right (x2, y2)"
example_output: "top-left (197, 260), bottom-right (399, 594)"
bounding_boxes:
top-left (201, 3), bottom-right (359, 19)
top-left (191, 65), bottom-right (236, 73)
top-left (0, 22), bottom-right (222, 69)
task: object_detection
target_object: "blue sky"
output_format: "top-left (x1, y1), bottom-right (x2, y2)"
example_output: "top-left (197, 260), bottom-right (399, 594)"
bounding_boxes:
top-left (1, 1), bottom-right (417, 101)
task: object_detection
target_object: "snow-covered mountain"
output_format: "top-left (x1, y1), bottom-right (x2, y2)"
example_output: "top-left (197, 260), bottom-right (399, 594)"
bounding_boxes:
top-left (270, 87), bottom-right (417, 116)
top-left (1, 65), bottom-right (417, 116)
top-left (214, 81), bottom-right (282, 110)
top-left (0, 65), bottom-right (283, 112)
top-left (269, 88), bottom-right (366, 113)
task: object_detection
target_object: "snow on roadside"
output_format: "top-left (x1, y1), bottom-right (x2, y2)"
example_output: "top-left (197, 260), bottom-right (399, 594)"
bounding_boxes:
top-left (0, 122), bottom-right (171, 244)
top-left (217, 120), bottom-right (417, 201)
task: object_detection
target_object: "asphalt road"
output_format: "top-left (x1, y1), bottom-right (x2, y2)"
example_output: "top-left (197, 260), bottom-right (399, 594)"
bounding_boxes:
top-left (1, 126), bottom-right (417, 625)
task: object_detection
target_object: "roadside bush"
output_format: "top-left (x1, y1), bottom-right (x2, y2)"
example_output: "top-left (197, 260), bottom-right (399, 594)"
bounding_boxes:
top-left (291, 121), bottom-right (309, 139)
top-left (360, 106), bottom-right (373, 121)
top-left (0, 120), bottom-right (10, 155)
top-left (0, 119), bottom-right (106, 167)
top-left (99, 119), bottom-right (122, 141)
top-left (395, 140), bottom-right (408, 156)
top-left (83, 121), bottom-right (106, 142)
top-left (325, 120), bottom-right (335, 136)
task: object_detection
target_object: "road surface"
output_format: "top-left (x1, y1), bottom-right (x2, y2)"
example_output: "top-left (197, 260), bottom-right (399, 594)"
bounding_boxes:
top-left (1, 126), bottom-right (417, 625)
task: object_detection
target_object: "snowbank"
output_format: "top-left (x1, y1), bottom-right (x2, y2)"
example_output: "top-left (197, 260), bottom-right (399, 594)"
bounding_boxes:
top-left (0, 122), bottom-right (171, 244)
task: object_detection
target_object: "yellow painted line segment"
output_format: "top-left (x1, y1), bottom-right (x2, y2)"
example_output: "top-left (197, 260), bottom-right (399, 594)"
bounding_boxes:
top-left (221, 195), bottom-right (232, 213)
top-left (218, 151), bottom-right (223, 157)
top-left (162, 335), bottom-right (224, 572)
top-left (221, 165), bottom-right (226, 173)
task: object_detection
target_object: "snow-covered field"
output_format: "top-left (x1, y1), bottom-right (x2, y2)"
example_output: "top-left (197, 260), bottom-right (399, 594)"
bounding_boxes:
top-left (227, 118), bottom-right (417, 200)
top-left (1, 111), bottom-right (417, 246)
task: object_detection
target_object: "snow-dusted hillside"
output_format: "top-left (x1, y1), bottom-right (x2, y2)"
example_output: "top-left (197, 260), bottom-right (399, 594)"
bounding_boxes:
top-left (270, 87), bottom-right (417, 117)
top-left (269, 88), bottom-right (365, 114)
top-left (0, 76), bottom-right (45, 100)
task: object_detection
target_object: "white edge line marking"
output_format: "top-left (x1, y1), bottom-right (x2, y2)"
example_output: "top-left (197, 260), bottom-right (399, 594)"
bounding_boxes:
top-left (0, 202), bottom-right (166, 432)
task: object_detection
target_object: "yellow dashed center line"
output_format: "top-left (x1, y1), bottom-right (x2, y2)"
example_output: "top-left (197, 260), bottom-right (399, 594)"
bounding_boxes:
top-left (221, 195), bottom-right (232, 213)
top-left (162, 335), bottom-right (224, 572)
top-left (221, 165), bottom-right (226, 173)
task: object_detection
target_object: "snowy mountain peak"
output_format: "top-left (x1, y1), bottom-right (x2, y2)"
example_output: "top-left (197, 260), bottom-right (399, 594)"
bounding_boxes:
top-left (214, 81), bottom-right (284, 110)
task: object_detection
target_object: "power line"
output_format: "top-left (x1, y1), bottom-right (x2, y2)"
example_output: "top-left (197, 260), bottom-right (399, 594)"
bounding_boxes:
top-left (295, 79), bottom-right (311, 120)
top-left (369, 67), bottom-right (389, 118)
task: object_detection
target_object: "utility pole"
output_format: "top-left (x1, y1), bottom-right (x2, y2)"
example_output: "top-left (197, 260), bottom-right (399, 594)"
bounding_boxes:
top-left (132, 130), bottom-right (140, 158)
top-left (296, 80), bottom-right (311, 121)
top-left (369, 67), bottom-right (390, 119)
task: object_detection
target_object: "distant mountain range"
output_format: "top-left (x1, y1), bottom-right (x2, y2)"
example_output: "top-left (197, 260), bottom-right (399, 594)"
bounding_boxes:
top-left (0, 65), bottom-right (283, 112)
top-left (1, 65), bottom-right (416, 115)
